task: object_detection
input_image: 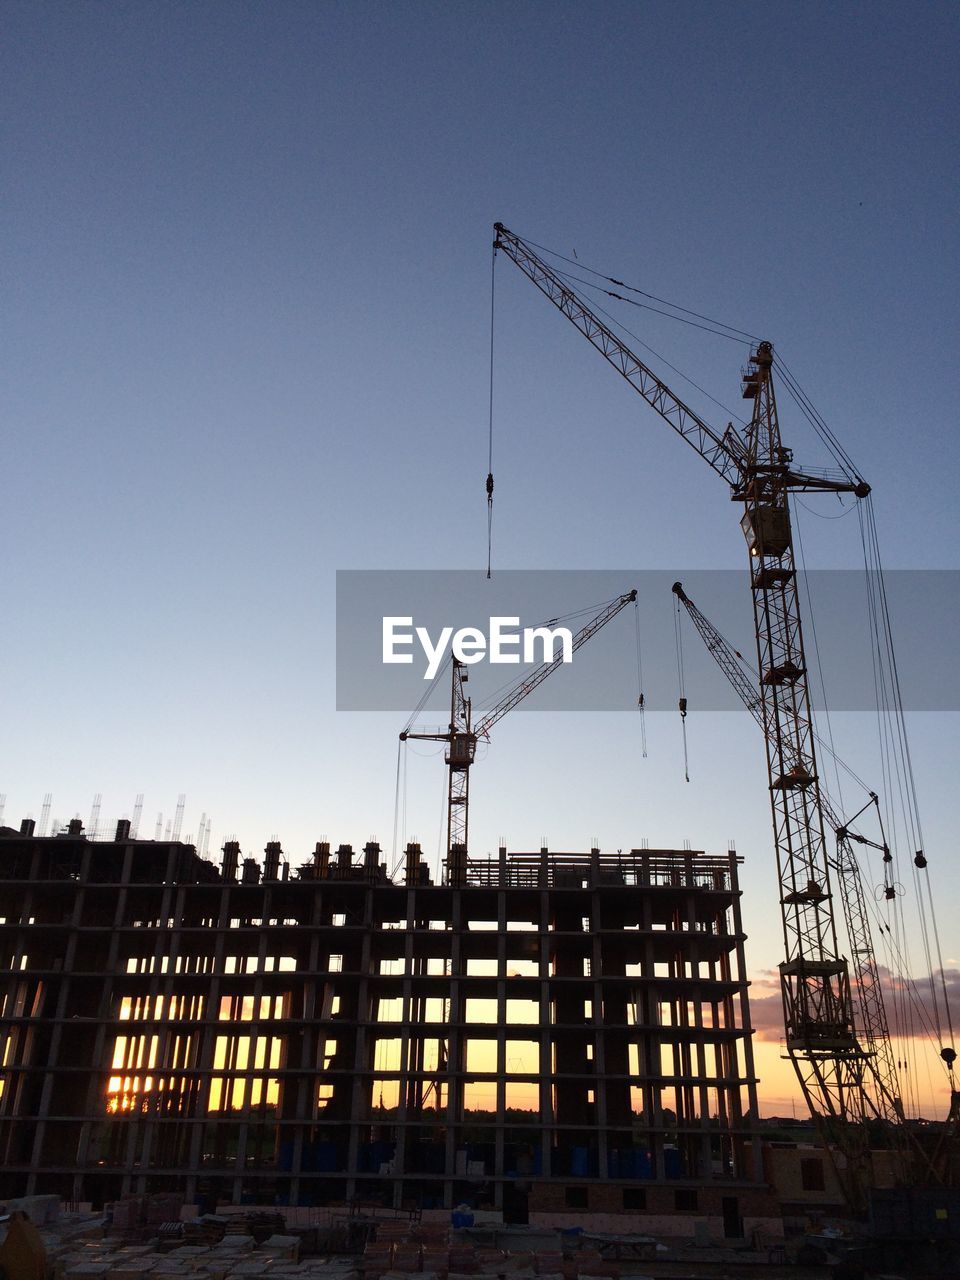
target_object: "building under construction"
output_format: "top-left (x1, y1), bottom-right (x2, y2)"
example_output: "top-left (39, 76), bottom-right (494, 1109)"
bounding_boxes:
top-left (0, 821), bottom-right (773, 1226)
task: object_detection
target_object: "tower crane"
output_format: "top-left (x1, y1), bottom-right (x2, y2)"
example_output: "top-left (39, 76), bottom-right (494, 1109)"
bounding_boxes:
top-left (491, 223), bottom-right (927, 1206)
top-left (672, 581), bottom-right (959, 1183)
top-left (400, 589), bottom-right (637, 885)
top-left (670, 582), bottom-right (942, 1163)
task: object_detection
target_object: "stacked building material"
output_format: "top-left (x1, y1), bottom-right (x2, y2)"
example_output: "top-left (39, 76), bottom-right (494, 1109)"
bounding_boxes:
top-left (357, 1226), bottom-right (632, 1280)
top-left (391, 1243), bottom-right (423, 1273)
top-left (361, 1238), bottom-right (393, 1280)
top-left (373, 1224), bottom-right (410, 1245)
top-left (48, 1228), bottom-right (358, 1280)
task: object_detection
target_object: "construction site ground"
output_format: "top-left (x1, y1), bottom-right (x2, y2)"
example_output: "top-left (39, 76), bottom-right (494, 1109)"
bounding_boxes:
top-left (0, 1198), bottom-right (872, 1280)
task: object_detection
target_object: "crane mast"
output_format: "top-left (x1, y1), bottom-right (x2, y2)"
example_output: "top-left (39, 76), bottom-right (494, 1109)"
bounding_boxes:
top-left (740, 344), bottom-right (866, 1146)
top-left (401, 590), bottom-right (637, 886)
top-left (493, 224), bottom-right (878, 1203)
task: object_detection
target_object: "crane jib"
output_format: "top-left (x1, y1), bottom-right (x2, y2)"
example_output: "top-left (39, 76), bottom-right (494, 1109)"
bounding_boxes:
top-left (494, 224), bottom-right (741, 486)
top-left (493, 226), bottom-right (868, 501)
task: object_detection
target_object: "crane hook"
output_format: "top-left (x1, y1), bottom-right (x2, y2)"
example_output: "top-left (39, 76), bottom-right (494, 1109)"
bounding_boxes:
top-left (678, 697), bottom-right (690, 781)
top-left (485, 472), bottom-right (494, 579)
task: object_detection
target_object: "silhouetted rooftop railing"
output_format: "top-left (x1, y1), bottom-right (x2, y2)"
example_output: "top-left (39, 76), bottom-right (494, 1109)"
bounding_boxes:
top-left (463, 850), bottom-right (736, 891)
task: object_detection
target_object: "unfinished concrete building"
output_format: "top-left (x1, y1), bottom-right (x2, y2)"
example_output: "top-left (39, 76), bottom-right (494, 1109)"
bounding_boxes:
top-left (0, 821), bottom-right (769, 1226)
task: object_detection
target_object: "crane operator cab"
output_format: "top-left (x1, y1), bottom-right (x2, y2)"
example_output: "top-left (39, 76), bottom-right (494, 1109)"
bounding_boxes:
top-left (446, 732), bottom-right (477, 769)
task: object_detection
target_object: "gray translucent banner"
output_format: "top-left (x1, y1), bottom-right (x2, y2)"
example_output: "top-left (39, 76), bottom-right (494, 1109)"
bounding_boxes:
top-left (336, 569), bottom-right (957, 712)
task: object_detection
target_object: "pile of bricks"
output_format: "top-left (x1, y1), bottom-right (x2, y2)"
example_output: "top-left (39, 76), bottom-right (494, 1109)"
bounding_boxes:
top-left (50, 1232), bottom-right (358, 1279)
top-left (360, 1230), bottom-right (620, 1280)
top-left (108, 1194), bottom-right (187, 1239)
top-left (360, 1238), bottom-right (393, 1279)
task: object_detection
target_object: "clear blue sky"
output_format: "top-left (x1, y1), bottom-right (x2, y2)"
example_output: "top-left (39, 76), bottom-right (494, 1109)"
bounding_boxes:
top-left (4, 1), bottom-right (958, 1110)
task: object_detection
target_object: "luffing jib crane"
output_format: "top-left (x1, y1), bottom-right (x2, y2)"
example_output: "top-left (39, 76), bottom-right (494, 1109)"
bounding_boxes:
top-left (492, 222), bottom-right (905, 1207)
top-left (670, 580), bottom-right (959, 1187)
top-left (670, 582), bottom-right (897, 1073)
top-left (401, 590), bottom-right (637, 886)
